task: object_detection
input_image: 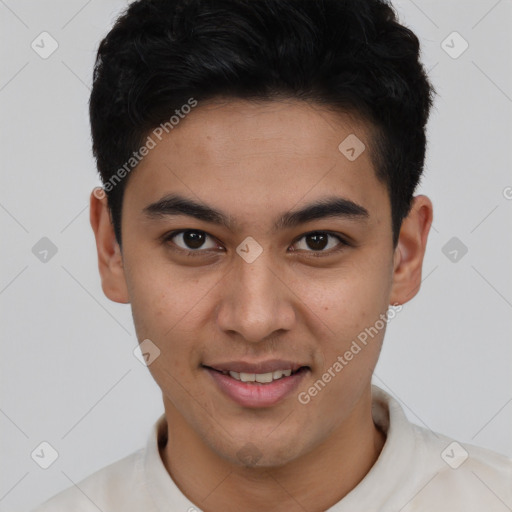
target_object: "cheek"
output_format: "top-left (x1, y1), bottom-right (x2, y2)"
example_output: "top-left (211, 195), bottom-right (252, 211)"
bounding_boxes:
top-left (125, 256), bottom-right (202, 334)
top-left (297, 264), bottom-right (391, 334)
top-left (125, 263), bottom-right (219, 370)
top-left (128, 276), bottom-right (176, 338)
top-left (295, 262), bottom-right (392, 380)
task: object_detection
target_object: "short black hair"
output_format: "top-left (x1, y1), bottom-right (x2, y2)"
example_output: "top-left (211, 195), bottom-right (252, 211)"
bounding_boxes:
top-left (90, 0), bottom-right (435, 247)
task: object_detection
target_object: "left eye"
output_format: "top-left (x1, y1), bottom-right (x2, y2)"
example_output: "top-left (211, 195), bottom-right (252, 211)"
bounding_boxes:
top-left (291, 232), bottom-right (345, 253)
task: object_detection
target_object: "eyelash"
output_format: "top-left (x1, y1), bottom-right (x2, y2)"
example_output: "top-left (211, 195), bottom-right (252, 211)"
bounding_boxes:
top-left (161, 229), bottom-right (351, 258)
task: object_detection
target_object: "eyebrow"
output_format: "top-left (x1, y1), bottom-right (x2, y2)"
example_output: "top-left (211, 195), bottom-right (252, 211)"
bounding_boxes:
top-left (143, 193), bottom-right (369, 232)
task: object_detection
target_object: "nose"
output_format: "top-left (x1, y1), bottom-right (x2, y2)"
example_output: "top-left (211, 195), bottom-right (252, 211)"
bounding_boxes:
top-left (215, 249), bottom-right (296, 344)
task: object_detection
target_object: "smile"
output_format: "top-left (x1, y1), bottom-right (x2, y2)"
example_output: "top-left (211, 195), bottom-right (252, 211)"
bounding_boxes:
top-left (202, 363), bottom-right (310, 408)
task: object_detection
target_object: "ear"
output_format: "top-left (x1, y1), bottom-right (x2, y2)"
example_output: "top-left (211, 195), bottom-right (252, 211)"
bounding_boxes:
top-left (389, 195), bottom-right (433, 305)
top-left (89, 188), bottom-right (130, 304)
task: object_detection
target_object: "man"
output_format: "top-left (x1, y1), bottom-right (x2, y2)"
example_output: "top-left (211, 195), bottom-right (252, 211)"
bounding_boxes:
top-left (32, 0), bottom-right (512, 510)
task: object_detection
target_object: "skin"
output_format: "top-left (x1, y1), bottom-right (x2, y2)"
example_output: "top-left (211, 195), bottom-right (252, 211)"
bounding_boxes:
top-left (90, 99), bottom-right (432, 512)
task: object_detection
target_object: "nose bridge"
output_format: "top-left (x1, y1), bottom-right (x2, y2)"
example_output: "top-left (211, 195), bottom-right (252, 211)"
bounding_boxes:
top-left (237, 253), bottom-right (276, 305)
top-left (216, 249), bottom-right (294, 342)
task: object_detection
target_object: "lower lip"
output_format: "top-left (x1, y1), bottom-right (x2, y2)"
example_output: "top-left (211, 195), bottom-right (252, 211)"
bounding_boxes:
top-left (204, 367), bottom-right (309, 408)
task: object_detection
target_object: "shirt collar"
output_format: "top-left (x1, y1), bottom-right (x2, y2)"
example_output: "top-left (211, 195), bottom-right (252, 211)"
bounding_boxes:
top-left (326, 385), bottom-right (418, 511)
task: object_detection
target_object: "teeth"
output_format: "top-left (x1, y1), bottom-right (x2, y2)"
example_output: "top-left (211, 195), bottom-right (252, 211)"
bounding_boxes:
top-left (255, 372), bottom-right (273, 383)
top-left (227, 369), bottom-right (295, 383)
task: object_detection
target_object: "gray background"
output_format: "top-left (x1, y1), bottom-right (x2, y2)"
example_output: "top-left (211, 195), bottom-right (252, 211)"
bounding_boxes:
top-left (1, 0), bottom-right (511, 510)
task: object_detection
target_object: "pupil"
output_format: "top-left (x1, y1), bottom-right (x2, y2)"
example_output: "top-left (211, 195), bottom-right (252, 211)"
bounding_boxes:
top-left (184, 230), bottom-right (205, 249)
top-left (307, 233), bottom-right (327, 251)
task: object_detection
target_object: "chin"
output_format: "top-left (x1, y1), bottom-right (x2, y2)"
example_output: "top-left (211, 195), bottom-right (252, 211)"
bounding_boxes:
top-left (219, 434), bottom-right (306, 470)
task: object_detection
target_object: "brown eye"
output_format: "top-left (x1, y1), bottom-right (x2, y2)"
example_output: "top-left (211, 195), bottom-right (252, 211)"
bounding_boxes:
top-left (291, 231), bottom-right (347, 254)
top-left (165, 230), bottom-right (218, 251)
top-left (305, 233), bottom-right (328, 251)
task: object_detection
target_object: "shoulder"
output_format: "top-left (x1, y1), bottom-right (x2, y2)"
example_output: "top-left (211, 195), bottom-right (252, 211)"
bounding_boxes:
top-left (370, 386), bottom-right (512, 511)
top-left (30, 448), bottom-right (146, 512)
top-left (409, 424), bottom-right (512, 511)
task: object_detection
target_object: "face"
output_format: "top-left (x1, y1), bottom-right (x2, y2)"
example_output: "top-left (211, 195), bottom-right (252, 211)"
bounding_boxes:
top-left (92, 99), bottom-right (431, 468)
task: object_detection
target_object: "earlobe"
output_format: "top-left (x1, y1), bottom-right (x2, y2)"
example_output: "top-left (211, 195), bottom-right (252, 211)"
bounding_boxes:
top-left (89, 188), bottom-right (130, 304)
top-left (389, 195), bottom-right (433, 306)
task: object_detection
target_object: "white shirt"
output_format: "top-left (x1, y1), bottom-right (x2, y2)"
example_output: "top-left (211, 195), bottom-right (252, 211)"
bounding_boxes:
top-left (31, 386), bottom-right (512, 511)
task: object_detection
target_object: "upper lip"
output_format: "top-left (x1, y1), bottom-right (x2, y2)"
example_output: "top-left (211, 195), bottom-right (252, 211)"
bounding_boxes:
top-left (203, 359), bottom-right (308, 374)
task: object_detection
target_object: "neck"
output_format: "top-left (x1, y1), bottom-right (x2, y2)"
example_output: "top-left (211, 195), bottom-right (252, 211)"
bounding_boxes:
top-left (160, 388), bottom-right (385, 512)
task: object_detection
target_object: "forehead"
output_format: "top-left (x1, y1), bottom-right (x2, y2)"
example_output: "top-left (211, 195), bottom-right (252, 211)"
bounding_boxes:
top-left (124, 98), bottom-right (389, 227)
top-left (162, 98), bottom-right (375, 165)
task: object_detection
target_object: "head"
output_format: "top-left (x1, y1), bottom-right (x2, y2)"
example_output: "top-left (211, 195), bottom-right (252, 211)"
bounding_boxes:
top-left (90, 0), bottom-right (434, 468)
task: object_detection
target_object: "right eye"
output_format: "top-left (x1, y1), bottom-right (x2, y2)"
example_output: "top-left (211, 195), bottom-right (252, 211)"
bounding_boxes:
top-left (162, 229), bottom-right (222, 254)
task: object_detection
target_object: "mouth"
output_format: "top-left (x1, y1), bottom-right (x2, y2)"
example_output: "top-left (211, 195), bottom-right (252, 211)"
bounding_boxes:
top-left (202, 362), bottom-right (310, 408)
